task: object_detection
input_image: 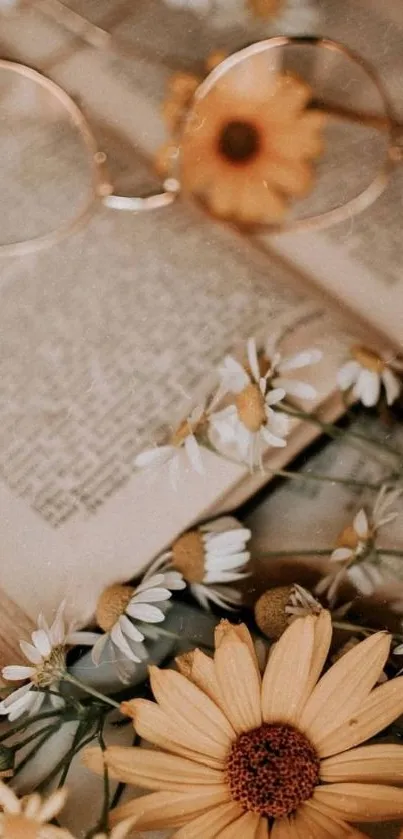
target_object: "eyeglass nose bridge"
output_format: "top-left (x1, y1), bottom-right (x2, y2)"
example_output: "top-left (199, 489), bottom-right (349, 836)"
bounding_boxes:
top-left (389, 124), bottom-right (403, 163)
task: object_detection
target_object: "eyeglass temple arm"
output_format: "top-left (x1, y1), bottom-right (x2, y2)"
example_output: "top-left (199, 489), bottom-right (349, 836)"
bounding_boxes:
top-left (312, 98), bottom-right (403, 157)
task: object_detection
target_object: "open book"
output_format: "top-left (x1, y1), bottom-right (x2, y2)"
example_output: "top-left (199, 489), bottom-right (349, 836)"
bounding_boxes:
top-left (0, 0), bottom-right (402, 670)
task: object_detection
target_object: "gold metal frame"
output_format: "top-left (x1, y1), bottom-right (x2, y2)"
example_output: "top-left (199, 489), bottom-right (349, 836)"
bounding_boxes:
top-left (1, 30), bottom-right (402, 255)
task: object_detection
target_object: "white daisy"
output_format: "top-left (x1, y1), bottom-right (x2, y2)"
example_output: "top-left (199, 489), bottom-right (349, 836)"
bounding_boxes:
top-left (134, 403), bottom-right (212, 489)
top-left (262, 334), bottom-right (322, 401)
top-left (147, 516), bottom-right (251, 610)
top-left (0, 603), bottom-right (98, 721)
top-left (316, 486), bottom-right (401, 604)
top-left (90, 570), bottom-right (185, 682)
top-left (211, 338), bottom-right (288, 467)
top-left (337, 345), bottom-right (402, 407)
top-left (0, 782), bottom-right (72, 839)
top-left (92, 819), bottom-right (138, 839)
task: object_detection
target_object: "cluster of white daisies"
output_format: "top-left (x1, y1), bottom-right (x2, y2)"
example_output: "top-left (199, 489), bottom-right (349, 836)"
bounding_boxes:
top-left (135, 337), bottom-right (402, 488)
top-left (0, 338), bottom-right (402, 720)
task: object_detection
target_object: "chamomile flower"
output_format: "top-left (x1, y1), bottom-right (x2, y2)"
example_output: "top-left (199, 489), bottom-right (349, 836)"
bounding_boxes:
top-left (89, 570), bottom-right (185, 682)
top-left (146, 516), bottom-right (251, 610)
top-left (262, 335), bottom-right (322, 400)
top-left (0, 604), bottom-right (97, 721)
top-left (0, 783), bottom-right (72, 839)
top-left (211, 338), bottom-right (288, 467)
top-left (255, 583), bottom-right (322, 639)
top-left (316, 487), bottom-right (401, 605)
top-left (337, 345), bottom-right (402, 407)
top-left (134, 396), bottom-right (222, 489)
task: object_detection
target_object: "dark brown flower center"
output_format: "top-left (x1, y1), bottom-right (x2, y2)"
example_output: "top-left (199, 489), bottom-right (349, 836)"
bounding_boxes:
top-left (218, 120), bottom-right (260, 163)
top-left (226, 722), bottom-right (320, 818)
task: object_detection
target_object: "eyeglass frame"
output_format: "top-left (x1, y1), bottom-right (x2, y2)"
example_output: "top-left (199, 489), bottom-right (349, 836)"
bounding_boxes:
top-left (1, 34), bottom-right (402, 257)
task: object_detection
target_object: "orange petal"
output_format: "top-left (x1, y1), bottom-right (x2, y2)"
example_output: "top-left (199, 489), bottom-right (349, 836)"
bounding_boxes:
top-left (304, 610), bottom-right (333, 699)
top-left (110, 788), bottom-right (231, 830)
top-left (300, 800), bottom-right (366, 838)
top-left (315, 675), bottom-right (403, 758)
top-left (215, 630), bottom-right (262, 732)
top-left (263, 159), bottom-right (313, 198)
top-left (261, 615), bottom-right (315, 725)
top-left (299, 632), bottom-right (390, 752)
top-left (320, 742), bottom-right (403, 784)
top-left (127, 698), bottom-right (224, 768)
top-left (83, 745), bottom-right (223, 790)
top-left (149, 666), bottom-right (234, 754)
top-left (176, 649), bottom-right (226, 712)
top-left (269, 111), bottom-right (327, 160)
top-left (313, 782), bottom-right (403, 821)
top-left (172, 801), bottom-right (245, 838)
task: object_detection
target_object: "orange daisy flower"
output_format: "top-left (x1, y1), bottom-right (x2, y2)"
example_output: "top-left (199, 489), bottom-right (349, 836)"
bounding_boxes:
top-left (85, 613), bottom-right (403, 838)
top-left (180, 52), bottom-right (326, 225)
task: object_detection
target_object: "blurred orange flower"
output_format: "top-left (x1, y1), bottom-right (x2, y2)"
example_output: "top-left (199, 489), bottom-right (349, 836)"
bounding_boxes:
top-left (180, 55), bottom-right (326, 225)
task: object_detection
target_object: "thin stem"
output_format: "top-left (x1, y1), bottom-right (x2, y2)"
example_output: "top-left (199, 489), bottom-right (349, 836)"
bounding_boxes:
top-left (13, 722), bottom-right (61, 777)
top-left (35, 729), bottom-right (98, 792)
top-left (98, 727), bottom-right (110, 833)
top-left (277, 404), bottom-right (403, 463)
top-left (0, 710), bottom-right (63, 743)
top-left (14, 724), bottom-right (59, 753)
top-left (58, 719), bottom-right (92, 787)
top-left (62, 673), bottom-right (121, 710)
top-left (266, 465), bottom-right (384, 492)
top-left (256, 548), bottom-right (332, 558)
top-left (377, 549), bottom-right (403, 558)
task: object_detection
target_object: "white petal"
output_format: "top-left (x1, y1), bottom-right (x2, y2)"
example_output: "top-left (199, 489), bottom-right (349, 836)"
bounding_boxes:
top-left (261, 427), bottom-right (287, 448)
top-left (0, 683), bottom-right (32, 713)
top-left (266, 408), bottom-right (289, 437)
top-left (31, 629), bottom-right (52, 657)
top-left (382, 368), bottom-right (401, 405)
top-left (185, 434), bottom-right (204, 475)
top-left (66, 631), bottom-right (101, 646)
top-left (119, 615), bottom-right (145, 643)
top-left (19, 641), bottom-right (43, 665)
top-left (111, 623), bottom-right (142, 663)
top-left (354, 370), bottom-right (381, 407)
top-left (131, 587), bottom-right (171, 603)
top-left (49, 601), bottom-right (67, 645)
top-left (134, 446), bottom-right (174, 469)
top-left (265, 388), bottom-right (286, 406)
top-left (2, 665), bottom-right (36, 681)
top-left (276, 378), bottom-right (317, 400)
top-left (91, 634), bottom-right (109, 666)
top-left (205, 552), bottom-right (250, 572)
top-left (337, 360), bottom-right (360, 391)
top-left (161, 571), bottom-right (186, 590)
top-left (6, 690), bottom-right (38, 720)
top-left (169, 454), bottom-right (180, 490)
top-left (247, 337), bottom-right (261, 383)
top-left (330, 547), bottom-right (353, 563)
top-left (279, 349), bottom-right (322, 372)
top-left (205, 529), bottom-right (251, 551)
top-left (126, 603), bottom-right (165, 623)
top-left (354, 509), bottom-right (369, 540)
top-left (219, 355), bottom-right (250, 393)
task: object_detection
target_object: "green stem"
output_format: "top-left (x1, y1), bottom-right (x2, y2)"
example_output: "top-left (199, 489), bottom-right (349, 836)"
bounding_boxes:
top-left (256, 548), bottom-right (332, 558)
top-left (58, 719), bottom-right (92, 787)
top-left (278, 404), bottom-right (403, 463)
top-left (36, 729), bottom-right (98, 792)
top-left (266, 465), bottom-right (384, 492)
top-left (98, 727), bottom-right (110, 833)
top-left (0, 710), bottom-right (63, 743)
top-left (62, 673), bottom-right (121, 710)
top-left (13, 721), bottom-right (61, 777)
top-left (14, 723), bottom-right (59, 753)
top-left (377, 549), bottom-right (403, 558)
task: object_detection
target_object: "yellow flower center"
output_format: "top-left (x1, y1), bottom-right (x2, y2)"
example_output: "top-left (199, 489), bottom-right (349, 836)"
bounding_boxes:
top-left (226, 723), bottom-right (320, 817)
top-left (3, 814), bottom-right (41, 839)
top-left (254, 586), bottom-right (294, 640)
top-left (171, 531), bottom-right (206, 583)
top-left (31, 646), bottom-right (66, 688)
top-left (235, 383), bottom-right (266, 432)
top-left (247, 0), bottom-right (283, 18)
top-left (169, 413), bottom-right (206, 448)
top-left (218, 120), bottom-right (261, 164)
top-left (351, 345), bottom-right (385, 373)
top-left (96, 585), bottom-right (135, 633)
